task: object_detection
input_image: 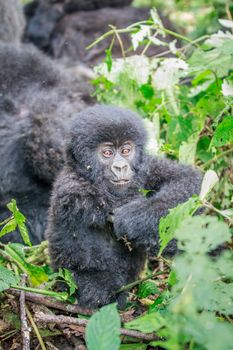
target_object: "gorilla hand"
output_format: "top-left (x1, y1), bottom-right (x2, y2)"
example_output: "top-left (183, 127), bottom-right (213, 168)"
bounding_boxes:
top-left (113, 199), bottom-right (157, 250)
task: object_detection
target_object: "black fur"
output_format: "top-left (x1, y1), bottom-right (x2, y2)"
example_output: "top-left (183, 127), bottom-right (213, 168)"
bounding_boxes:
top-left (24, 2), bottom-right (177, 64)
top-left (64, 0), bottom-right (133, 12)
top-left (0, 43), bottom-right (86, 244)
top-left (46, 105), bottom-right (202, 308)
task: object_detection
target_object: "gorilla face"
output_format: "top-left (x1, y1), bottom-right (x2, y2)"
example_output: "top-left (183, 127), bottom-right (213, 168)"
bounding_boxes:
top-left (98, 140), bottom-right (135, 187)
top-left (66, 105), bottom-right (147, 190)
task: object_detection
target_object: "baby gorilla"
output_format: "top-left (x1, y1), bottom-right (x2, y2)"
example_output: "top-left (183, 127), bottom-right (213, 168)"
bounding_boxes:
top-left (47, 105), bottom-right (202, 308)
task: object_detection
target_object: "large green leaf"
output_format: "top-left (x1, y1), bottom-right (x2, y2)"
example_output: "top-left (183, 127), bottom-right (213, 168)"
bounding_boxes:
top-left (125, 312), bottom-right (165, 333)
top-left (189, 31), bottom-right (233, 77)
top-left (86, 303), bottom-right (121, 350)
top-left (159, 196), bottom-right (201, 256)
top-left (175, 216), bottom-right (231, 254)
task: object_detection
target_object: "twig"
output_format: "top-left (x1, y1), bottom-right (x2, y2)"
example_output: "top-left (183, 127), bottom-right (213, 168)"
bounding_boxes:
top-left (109, 25), bottom-right (125, 59)
top-left (26, 307), bottom-right (47, 350)
top-left (115, 271), bottom-right (166, 294)
top-left (86, 18), bottom-right (203, 53)
top-left (86, 20), bottom-right (152, 50)
top-left (34, 312), bottom-right (159, 341)
top-left (202, 148), bottom-right (233, 169)
top-left (203, 201), bottom-right (233, 224)
top-left (20, 274), bottom-right (31, 350)
top-left (0, 329), bottom-right (18, 342)
top-left (8, 289), bottom-right (94, 315)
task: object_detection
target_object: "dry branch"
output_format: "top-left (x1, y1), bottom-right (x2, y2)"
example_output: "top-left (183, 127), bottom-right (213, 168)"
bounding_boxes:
top-left (9, 288), bottom-right (94, 315)
top-left (19, 275), bottom-right (31, 350)
top-left (34, 312), bottom-right (159, 342)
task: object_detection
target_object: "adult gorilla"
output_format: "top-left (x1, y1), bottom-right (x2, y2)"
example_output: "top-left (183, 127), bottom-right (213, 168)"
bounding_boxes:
top-left (0, 43), bottom-right (86, 244)
top-left (47, 105), bottom-right (202, 308)
top-left (24, 0), bottom-right (176, 64)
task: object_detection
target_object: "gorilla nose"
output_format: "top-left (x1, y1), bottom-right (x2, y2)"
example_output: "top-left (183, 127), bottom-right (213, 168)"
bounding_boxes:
top-left (111, 162), bottom-right (129, 179)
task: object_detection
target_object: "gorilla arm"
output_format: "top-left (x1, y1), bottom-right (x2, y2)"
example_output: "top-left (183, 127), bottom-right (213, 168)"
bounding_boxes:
top-left (46, 169), bottom-right (108, 270)
top-left (113, 156), bottom-right (202, 253)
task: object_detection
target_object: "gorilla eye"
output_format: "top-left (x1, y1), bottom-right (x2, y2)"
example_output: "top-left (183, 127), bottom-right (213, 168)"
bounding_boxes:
top-left (121, 147), bottom-right (131, 156)
top-left (103, 149), bottom-right (113, 158)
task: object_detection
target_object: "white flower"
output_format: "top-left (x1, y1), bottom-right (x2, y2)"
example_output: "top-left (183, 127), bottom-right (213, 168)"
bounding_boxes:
top-left (222, 80), bottom-right (233, 97)
top-left (152, 58), bottom-right (188, 90)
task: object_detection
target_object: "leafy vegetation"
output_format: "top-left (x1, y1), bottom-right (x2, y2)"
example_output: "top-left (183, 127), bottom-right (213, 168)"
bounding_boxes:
top-left (0, 3), bottom-right (233, 350)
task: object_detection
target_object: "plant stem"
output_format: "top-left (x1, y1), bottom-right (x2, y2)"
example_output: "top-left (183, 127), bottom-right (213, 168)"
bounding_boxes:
top-left (162, 27), bottom-right (199, 47)
top-left (202, 148), bottom-right (233, 169)
top-left (115, 271), bottom-right (166, 294)
top-left (86, 20), bottom-right (152, 50)
top-left (203, 201), bottom-right (233, 223)
top-left (109, 25), bottom-right (126, 59)
top-left (26, 306), bottom-right (47, 350)
top-left (10, 285), bottom-right (68, 300)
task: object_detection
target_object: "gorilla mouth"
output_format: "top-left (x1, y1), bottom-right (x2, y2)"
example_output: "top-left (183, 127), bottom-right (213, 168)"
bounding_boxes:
top-left (110, 179), bottom-right (130, 186)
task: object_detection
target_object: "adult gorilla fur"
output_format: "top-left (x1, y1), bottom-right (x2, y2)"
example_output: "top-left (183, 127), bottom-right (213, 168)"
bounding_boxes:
top-left (24, 1), bottom-right (176, 64)
top-left (0, 43), bottom-right (86, 244)
top-left (0, 0), bottom-right (25, 43)
top-left (47, 105), bottom-right (202, 308)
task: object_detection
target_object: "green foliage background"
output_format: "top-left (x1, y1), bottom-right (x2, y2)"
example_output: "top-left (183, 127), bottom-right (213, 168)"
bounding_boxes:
top-left (1, 2), bottom-right (233, 350)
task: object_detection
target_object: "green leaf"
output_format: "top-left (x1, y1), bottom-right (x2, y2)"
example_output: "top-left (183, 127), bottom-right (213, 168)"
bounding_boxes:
top-left (189, 31), bottom-right (233, 77)
top-left (125, 311), bottom-right (165, 333)
top-left (178, 132), bottom-right (199, 165)
top-left (196, 90), bottom-right (225, 119)
top-left (105, 49), bottom-right (112, 72)
top-left (4, 244), bottom-right (48, 286)
top-left (140, 84), bottom-right (154, 99)
top-left (159, 196), bottom-right (201, 256)
top-left (211, 116), bottom-right (233, 147)
top-left (208, 281), bottom-right (233, 315)
top-left (138, 280), bottom-right (159, 298)
top-left (6, 199), bottom-right (32, 246)
top-left (119, 345), bottom-right (147, 350)
top-left (18, 222), bottom-right (31, 247)
top-left (57, 268), bottom-right (78, 295)
top-left (86, 303), bottom-right (121, 350)
top-left (196, 136), bottom-right (212, 163)
top-left (3, 311), bottom-right (21, 330)
top-left (0, 218), bottom-right (17, 237)
top-left (175, 216), bottom-right (231, 254)
top-left (167, 270), bottom-right (177, 287)
top-left (0, 265), bottom-right (19, 292)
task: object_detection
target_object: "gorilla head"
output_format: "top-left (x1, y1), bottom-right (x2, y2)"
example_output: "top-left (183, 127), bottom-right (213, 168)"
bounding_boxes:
top-left (66, 105), bottom-right (147, 192)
